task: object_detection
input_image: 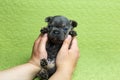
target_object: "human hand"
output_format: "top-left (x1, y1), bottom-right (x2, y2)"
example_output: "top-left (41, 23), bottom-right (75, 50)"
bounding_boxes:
top-left (56, 35), bottom-right (80, 74)
top-left (29, 34), bottom-right (48, 69)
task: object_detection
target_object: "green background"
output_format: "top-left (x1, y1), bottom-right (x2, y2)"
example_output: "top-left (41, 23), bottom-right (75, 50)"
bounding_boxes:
top-left (0, 0), bottom-right (120, 80)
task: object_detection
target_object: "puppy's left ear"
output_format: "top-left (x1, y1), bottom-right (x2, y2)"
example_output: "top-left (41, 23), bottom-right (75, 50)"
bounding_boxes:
top-left (45, 16), bottom-right (53, 23)
top-left (70, 20), bottom-right (77, 27)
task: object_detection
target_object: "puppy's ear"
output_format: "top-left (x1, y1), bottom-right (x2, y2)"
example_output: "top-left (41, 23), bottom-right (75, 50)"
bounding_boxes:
top-left (45, 16), bottom-right (53, 23)
top-left (70, 20), bottom-right (77, 27)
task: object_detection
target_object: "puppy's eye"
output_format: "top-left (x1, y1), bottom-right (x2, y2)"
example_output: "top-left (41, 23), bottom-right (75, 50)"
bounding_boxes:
top-left (63, 28), bottom-right (68, 31)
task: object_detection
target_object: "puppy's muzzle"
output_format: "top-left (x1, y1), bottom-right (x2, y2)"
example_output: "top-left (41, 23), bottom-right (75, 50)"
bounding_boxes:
top-left (53, 30), bottom-right (60, 35)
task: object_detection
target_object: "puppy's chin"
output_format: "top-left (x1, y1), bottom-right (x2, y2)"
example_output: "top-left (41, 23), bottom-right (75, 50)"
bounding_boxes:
top-left (48, 36), bottom-right (64, 44)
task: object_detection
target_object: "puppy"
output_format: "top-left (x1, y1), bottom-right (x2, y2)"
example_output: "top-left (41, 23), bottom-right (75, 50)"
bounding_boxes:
top-left (37, 15), bottom-right (77, 80)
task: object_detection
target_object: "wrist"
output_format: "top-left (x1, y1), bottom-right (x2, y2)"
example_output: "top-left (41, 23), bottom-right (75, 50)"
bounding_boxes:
top-left (28, 60), bottom-right (41, 71)
top-left (57, 67), bottom-right (73, 78)
top-left (49, 68), bottom-right (73, 80)
top-left (27, 63), bottom-right (41, 70)
top-left (23, 63), bottom-right (41, 79)
top-left (57, 65), bottom-right (74, 75)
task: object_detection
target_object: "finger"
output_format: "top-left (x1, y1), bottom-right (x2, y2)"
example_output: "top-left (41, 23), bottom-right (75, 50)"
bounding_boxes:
top-left (33, 34), bottom-right (42, 52)
top-left (70, 37), bottom-right (80, 57)
top-left (70, 37), bottom-right (79, 51)
top-left (39, 34), bottom-right (48, 54)
top-left (60, 35), bottom-right (72, 50)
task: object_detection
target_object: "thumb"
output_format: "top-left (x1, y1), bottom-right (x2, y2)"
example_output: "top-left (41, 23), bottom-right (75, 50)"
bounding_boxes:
top-left (39, 34), bottom-right (48, 59)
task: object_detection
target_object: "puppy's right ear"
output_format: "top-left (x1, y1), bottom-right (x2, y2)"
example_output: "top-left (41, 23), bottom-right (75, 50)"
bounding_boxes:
top-left (70, 20), bottom-right (77, 28)
top-left (45, 16), bottom-right (53, 23)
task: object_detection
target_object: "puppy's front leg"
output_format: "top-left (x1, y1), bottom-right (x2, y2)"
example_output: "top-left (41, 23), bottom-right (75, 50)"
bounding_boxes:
top-left (69, 30), bottom-right (77, 37)
top-left (37, 68), bottom-right (48, 80)
top-left (38, 59), bottom-right (48, 80)
top-left (40, 27), bottom-right (48, 34)
top-left (40, 58), bottom-right (48, 69)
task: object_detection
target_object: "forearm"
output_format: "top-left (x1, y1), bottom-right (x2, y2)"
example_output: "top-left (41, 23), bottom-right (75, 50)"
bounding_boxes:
top-left (0, 63), bottom-right (40, 80)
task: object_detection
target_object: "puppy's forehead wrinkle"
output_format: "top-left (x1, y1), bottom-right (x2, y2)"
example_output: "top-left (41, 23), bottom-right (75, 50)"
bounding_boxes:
top-left (51, 16), bottom-right (69, 25)
top-left (51, 22), bottom-right (69, 28)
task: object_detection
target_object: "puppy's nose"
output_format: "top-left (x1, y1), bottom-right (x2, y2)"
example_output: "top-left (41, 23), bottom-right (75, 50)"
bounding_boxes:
top-left (53, 30), bottom-right (60, 34)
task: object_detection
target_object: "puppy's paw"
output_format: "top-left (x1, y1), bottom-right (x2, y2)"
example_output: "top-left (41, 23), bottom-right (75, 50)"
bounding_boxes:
top-left (39, 69), bottom-right (48, 80)
top-left (40, 59), bottom-right (48, 68)
top-left (40, 27), bottom-right (48, 34)
top-left (69, 30), bottom-right (77, 37)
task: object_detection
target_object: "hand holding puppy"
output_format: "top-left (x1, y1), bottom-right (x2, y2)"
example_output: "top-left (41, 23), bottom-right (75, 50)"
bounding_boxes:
top-left (56, 35), bottom-right (80, 72)
top-left (49, 35), bottom-right (80, 80)
top-left (29, 34), bottom-right (48, 69)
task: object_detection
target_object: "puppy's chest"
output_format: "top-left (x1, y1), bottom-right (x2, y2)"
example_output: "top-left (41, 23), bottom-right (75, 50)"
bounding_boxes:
top-left (46, 42), bottom-right (62, 59)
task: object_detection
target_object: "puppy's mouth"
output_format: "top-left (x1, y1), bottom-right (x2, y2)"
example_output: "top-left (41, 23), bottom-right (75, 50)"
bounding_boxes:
top-left (48, 36), bottom-right (64, 44)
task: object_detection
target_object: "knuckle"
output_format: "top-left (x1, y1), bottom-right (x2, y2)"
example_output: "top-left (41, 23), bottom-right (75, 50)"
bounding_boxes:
top-left (76, 50), bottom-right (80, 58)
top-left (70, 49), bottom-right (80, 58)
top-left (34, 40), bottom-right (39, 44)
top-left (76, 47), bottom-right (80, 53)
top-left (64, 40), bottom-right (69, 45)
top-left (39, 49), bottom-right (45, 54)
top-left (33, 50), bottom-right (39, 57)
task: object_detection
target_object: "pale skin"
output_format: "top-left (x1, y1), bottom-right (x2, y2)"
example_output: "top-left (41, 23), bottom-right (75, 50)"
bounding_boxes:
top-left (0, 34), bottom-right (80, 80)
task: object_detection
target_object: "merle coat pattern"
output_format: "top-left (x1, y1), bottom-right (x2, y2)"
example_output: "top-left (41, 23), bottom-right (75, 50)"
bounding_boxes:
top-left (37, 15), bottom-right (77, 80)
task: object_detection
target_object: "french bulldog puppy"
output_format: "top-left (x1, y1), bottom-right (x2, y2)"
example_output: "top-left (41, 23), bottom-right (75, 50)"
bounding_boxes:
top-left (37, 15), bottom-right (77, 80)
